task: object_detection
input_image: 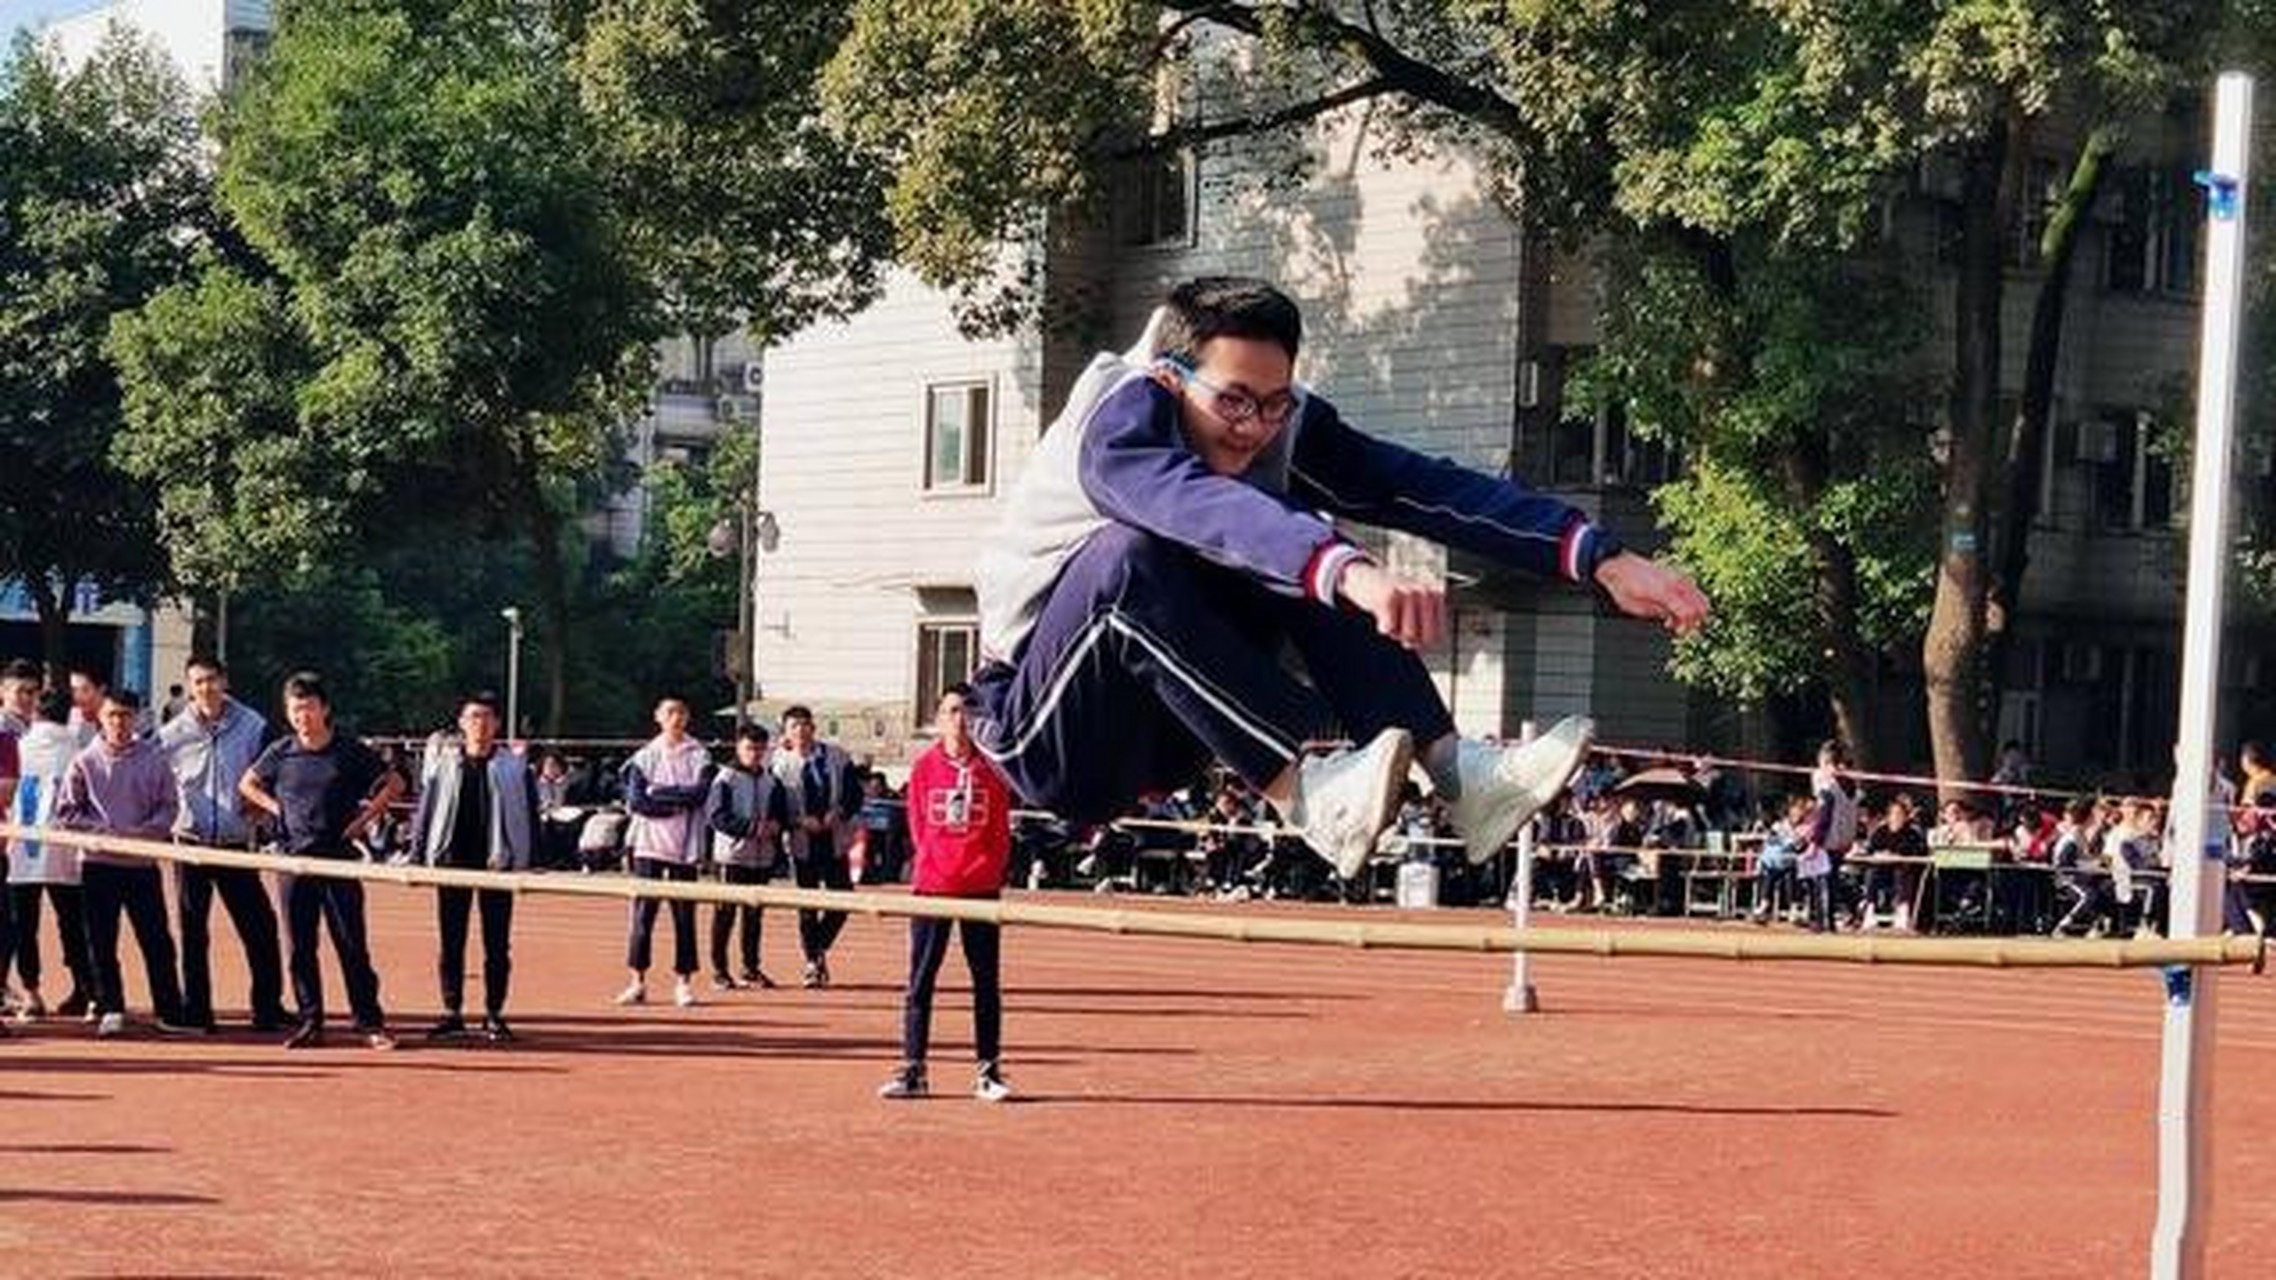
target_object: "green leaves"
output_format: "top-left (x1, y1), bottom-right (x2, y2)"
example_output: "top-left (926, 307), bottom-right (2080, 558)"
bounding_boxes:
top-left (0, 29), bottom-right (208, 613)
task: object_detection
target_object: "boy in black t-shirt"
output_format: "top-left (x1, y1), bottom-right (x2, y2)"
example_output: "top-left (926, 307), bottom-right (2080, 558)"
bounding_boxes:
top-left (240, 671), bottom-right (405, 1050)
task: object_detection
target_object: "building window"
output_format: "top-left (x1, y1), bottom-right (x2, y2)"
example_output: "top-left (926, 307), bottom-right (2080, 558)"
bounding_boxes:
top-left (924, 382), bottom-right (992, 491)
top-left (2105, 167), bottom-right (2200, 296)
top-left (1126, 150), bottom-right (1195, 248)
top-left (2007, 155), bottom-right (2063, 269)
top-left (2089, 409), bottom-right (2176, 533)
top-left (915, 622), bottom-right (978, 722)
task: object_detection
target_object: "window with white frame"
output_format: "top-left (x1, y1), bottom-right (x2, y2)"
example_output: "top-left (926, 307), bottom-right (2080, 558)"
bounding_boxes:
top-left (924, 381), bottom-right (992, 491)
top-left (915, 621), bottom-right (978, 722)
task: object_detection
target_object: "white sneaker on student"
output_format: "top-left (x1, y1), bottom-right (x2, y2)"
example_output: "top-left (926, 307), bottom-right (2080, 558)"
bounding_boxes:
top-left (673, 977), bottom-right (697, 1008)
top-left (1446, 717), bottom-right (1596, 865)
top-left (1290, 727), bottom-right (1415, 881)
top-left (95, 1012), bottom-right (126, 1038)
top-left (613, 980), bottom-right (647, 1007)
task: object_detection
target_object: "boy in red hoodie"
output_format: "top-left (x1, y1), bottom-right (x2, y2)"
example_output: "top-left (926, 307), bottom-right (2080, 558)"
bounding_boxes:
top-left (881, 683), bottom-right (1014, 1102)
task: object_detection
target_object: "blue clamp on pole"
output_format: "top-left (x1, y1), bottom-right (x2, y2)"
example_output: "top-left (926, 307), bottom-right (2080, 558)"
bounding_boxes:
top-left (2162, 964), bottom-right (2194, 1007)
top-left (2195, 169), bottom-right (2241, 221)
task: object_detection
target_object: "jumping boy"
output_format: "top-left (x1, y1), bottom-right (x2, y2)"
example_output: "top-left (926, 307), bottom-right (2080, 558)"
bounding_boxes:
top-left (880, 684), bottom-right (1015, 1103)
top-left (970, 278), bottom-right (1707, 876)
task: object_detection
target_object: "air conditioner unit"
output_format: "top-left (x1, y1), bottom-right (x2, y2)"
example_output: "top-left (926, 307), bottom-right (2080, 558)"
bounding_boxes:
top-left (1516, 359), bottom-right (1542, 410)
top-left (2060, 642), bottom-right (2105, 683)
top-left (742, 362), bottom-right (764, 394)
top-left (714, 396), bottom-right (744, 423)
top-left (2076, 419), bottom-right (2121, 465)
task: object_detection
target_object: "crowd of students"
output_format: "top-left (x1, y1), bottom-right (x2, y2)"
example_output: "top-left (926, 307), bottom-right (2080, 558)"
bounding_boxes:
top-left (0, 657), bottom-right (1018, 1103)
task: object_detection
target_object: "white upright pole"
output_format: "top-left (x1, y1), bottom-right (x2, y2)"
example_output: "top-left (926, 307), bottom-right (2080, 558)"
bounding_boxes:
top-left (1504, 720), bottom-right (1541, 1014)
top-left (2150, 71), bottom-right (2252, 1280)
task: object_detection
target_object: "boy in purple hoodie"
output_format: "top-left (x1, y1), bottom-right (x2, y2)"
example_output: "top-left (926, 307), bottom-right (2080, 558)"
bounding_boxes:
top-left (56, 689), bottom-right (192, 1038)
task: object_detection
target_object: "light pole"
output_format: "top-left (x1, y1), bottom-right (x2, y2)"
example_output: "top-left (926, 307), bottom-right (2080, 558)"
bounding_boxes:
top-left (500, 605), bottom-right (523, 737)
top-left (708, 500), bottom-right (778, 729)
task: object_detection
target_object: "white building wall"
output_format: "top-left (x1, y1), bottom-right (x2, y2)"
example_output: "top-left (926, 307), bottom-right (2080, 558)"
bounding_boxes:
top-left (754, 270), bottom-right (1047, 760)
top-left (46, 0), bottom-right (265, 96)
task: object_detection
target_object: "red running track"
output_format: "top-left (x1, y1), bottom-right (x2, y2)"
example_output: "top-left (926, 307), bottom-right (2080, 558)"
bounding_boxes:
top-left (2, 885), bottom-right (2273, 1277)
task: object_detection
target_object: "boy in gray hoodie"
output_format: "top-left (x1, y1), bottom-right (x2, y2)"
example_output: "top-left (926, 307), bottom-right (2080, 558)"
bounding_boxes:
top-left (159, 656), bottom-right (289, 1032)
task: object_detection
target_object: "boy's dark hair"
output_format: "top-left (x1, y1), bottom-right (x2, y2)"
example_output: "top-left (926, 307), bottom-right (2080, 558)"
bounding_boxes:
top-left (36, 688), bottom-right (71, 723)
top-left (2, 657), bottom-right (40, 684)
top-left (2063, 796), bottom-right (2095, 823)
top-left (102, 688), bottom-right (142, 712)
top-left (2245, 740), bottom-right (2270, 769)
top-left (69, 665), bottom-right (107, 689)
top-left (461, 690), bottom-right (503, 716)
top-left (736, 723), bottom-right (771, 745)
top-left (281, 671), bottom-right (329, 705)
top-left (939, 681), bottom-right (974, 705)
top-left (185, 654), bottom-right (227, 676)
top-left (782, 704), bottom-right (814, 725)
top-left (1817, 738), bottom-right (1849, 767)
top-left (1156, 277), bottom-right (1303, 365)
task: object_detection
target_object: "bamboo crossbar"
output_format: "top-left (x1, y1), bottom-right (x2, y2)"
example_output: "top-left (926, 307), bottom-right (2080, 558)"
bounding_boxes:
top-left (2, 822), bottom-right (2264, 970)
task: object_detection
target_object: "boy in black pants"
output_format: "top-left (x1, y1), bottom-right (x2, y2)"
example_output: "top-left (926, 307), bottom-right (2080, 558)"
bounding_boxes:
top-left (240, 672), bottom-right (405, 1050)
top-left (706, 724), bottom-right (789, 990)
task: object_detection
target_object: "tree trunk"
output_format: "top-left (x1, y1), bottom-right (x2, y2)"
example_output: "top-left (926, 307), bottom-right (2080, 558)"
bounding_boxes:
top-left (29, 576), bottom-right (71, 689)
top-left (1986, 123), bottom-right (2117, 694)
top-left (1922, 120), bottom-right (2015, 797)
top-left (510, 434), bottom-right (574, 737)
top-left (1780, 443), bottom-right (1877, 768)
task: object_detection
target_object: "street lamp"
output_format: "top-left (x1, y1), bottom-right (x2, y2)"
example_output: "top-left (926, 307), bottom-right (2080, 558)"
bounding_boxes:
top-left (707, 502), bottom-right (779, 729)
top-left (500, 605), bottom-right (523, 736)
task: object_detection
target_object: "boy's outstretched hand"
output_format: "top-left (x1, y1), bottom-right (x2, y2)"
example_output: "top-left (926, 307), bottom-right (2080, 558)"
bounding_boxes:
top-left (1336, 560), bottom-right (1446, 651)
top-left (1595, 552), bottom-right (1711, 633)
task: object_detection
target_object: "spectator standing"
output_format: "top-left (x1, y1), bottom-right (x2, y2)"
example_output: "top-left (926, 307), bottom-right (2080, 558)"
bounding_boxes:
top-left (159, 656), bottom-right (289, 1032)
top-left (409, 693), bottom-right (536, 1043)
top-left (879, 685), bottom-right (1015, 1103)
top-left (239, 671), bottom-right (405, 1050)
top-left (706, 724), bottom-right (789, 991)
top-left (774, 705), bottom-right (860, 989)
top-left (6, 686), bottom-right (94, 1021)
top-left (56, 689), bottom-right (192, 1037)
top-left (615, 697), bottom-right (715, 1009)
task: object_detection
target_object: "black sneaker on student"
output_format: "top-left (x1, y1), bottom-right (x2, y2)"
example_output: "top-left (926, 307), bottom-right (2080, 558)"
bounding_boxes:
top-left (283, 1022), bottom-right (325, 1050)
top-left (480, 1016), bottom-right (515, 1044)
top-left (55, 989), bottom-right (90, 1020)
top-left (742, 968), bottom-right (778, 990)
top-left (877, 1066), bottom-right (928, 1100)
top-left (425, 1014), bottom-right (470, 1041)
top-left (251, 1008), bottom-right (294, 1033)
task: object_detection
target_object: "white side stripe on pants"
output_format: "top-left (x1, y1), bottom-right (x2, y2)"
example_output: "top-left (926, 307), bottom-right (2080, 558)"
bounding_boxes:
top-left (976, 607), bottom-right (1301, 769)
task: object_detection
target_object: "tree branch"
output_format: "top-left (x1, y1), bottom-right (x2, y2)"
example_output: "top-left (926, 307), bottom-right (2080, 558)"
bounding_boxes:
top-left (1160, 0), bottom-right (1532, 144)
top-left (1108, 76), bottom-right (1394, 158)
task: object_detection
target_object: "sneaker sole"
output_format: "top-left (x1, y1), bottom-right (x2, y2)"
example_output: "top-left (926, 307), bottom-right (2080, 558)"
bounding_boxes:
top-left (1464, 718), bottom-right (1595, 865)
top-left (1333, 728), bottom-right (1415, 881)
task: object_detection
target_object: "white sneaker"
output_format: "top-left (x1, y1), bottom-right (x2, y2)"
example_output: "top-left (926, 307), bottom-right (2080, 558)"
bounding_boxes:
top-left (613, 980), bottom-right (647, 1006)
top-left (95, 1012), bottom-right (126, 1038)
top-left (1446, 717), bottom-right (1595, 865)
top-left (673, 977), bottom-right (697, 1008)
top-left (1289, 728), bottom-right (1415, 881)
top-left (974, 1065), bottom-right (1013, 1103)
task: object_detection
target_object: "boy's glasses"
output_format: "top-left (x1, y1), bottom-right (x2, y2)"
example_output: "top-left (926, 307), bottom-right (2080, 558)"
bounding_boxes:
top-left (1165, 359), bottom-right (1303, 428)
